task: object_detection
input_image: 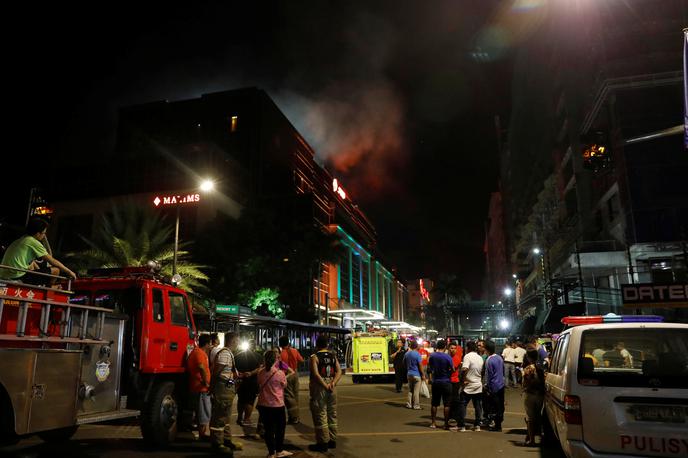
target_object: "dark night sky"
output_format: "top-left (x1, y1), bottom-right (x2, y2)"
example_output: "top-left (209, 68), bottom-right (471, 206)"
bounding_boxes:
top-left (4, 1), bottom-right (516, 296)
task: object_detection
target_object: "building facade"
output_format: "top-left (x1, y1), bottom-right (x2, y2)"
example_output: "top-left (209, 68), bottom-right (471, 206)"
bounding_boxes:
top-left (500, 0), bottom-right (688, 333)
top-left (48, 88), bottom-right (407, 325)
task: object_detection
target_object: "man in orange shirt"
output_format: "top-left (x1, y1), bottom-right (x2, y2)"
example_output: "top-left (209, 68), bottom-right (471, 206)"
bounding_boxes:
top-left (279, 335), bottom-right (304, 424)
top-left (188, 334), bottom-right (212, 439)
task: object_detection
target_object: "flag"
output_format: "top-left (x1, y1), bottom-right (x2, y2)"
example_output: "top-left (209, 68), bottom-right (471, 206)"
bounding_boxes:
top-left (684, 29), bottom-right (688, 148)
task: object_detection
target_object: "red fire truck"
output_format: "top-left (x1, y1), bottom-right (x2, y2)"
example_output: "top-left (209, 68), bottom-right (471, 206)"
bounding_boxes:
top-left (0, 265), bottom-right (197, 446)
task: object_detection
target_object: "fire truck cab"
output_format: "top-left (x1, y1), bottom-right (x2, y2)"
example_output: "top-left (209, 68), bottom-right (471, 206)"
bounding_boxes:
top-left (0, 266), bottom-right (197, 447)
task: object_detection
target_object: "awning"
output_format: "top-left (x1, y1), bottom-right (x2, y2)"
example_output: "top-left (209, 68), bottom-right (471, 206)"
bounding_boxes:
top-left (328, 309), bottom-right (386, 321)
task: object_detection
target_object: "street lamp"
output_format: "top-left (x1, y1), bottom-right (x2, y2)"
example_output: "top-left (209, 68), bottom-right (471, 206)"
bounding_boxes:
top-left (503, 287), bottom-right (513, 296)
top-left (172, 178), bottom-right (215, 280)
top-left (532, 247), bottom-right (541, 255)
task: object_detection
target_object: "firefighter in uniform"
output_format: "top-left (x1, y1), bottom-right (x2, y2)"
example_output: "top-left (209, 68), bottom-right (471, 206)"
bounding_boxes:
top-left (308, 335), bottom-right (342, 453)
top-left (209, 332), bottom-right (241, 455)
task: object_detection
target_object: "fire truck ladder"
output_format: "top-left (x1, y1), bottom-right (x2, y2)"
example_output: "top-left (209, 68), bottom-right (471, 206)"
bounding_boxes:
top-left (0, 270), bottom-right (110, 344)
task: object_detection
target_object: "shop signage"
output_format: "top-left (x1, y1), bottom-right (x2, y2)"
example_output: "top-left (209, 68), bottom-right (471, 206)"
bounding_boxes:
top-left (621, 283), bottom-right (688, 308)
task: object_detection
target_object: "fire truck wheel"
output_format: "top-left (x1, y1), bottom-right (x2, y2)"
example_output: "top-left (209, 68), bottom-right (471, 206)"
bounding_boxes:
top-left (141, 381), bottom-right (178, 446)
top-left (37, 425), bottom-right (79, 443)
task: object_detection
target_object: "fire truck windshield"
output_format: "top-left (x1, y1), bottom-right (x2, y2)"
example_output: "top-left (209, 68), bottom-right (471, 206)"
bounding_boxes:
top-left (70, 288), bottom-right (142, 313)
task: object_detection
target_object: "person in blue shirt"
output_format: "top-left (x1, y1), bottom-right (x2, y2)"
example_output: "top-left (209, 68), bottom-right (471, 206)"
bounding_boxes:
top-left (403, 340), bottom-right (426, 410)
top-left (484, 340), bottom-right (506, 431)
top-left (427, 340), bottom-right (454, 429)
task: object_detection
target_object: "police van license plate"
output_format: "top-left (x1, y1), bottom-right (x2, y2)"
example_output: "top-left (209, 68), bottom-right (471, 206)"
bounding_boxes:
top-left (632, 405), bottom-right (685, 423)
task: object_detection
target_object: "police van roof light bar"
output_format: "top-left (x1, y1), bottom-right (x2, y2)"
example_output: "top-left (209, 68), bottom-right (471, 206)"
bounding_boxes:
top-left (562, 313), bottom-right (664, 326)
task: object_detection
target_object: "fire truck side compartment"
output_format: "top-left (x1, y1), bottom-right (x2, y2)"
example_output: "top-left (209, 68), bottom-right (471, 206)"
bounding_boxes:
top-left (0, 349), bottom-right (81, 435)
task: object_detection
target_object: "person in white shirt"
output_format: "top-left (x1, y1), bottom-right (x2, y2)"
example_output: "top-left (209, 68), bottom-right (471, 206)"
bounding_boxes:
top-left (458, 341), bottom-right (484, 431)
top-left (502, 342), bottom-right (517, 388)
top-left (615, 341), bottom-right (634, 368)
top-left (513, 342), bottom-right (527, 384)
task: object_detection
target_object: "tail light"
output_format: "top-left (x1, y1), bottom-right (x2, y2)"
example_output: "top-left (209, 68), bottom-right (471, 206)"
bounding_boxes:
top-left (564, 395), bottom-right (582, 425)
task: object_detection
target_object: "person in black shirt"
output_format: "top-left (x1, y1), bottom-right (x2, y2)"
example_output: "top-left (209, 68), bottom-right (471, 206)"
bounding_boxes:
top-left (390, 339), bottom-right (407, 393)
top-left (234, 340), bottom-right (263, 427)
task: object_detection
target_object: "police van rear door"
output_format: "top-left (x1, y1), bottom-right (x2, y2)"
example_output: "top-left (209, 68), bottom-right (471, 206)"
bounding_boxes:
top-left (576, 325), bottom-right (688, 457)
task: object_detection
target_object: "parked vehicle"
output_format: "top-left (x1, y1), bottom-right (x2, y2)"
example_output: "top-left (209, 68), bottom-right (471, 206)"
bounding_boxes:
top-left (0, 266), bottom-right (197, 447)
top-left (544, 313), bottom-right (688, 458)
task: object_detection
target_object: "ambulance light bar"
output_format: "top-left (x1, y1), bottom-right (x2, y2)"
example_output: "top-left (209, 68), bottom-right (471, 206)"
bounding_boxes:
top-left (562, 313), bottom-right (664, 326)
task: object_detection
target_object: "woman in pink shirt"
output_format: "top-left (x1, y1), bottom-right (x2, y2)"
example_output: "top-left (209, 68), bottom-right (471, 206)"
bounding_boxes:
top-left (257, 349), bottom-right (293, 458)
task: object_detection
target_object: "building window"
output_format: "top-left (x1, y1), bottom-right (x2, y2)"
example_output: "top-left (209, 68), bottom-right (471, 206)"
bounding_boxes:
top-left (647, 258), bottom-right (680, 283)
top-left (339, 248), bottom-right (351, 303)
top-left (230, 115), bottom-right (238, 132)
top-left (351, 253), bottom-right (361, 306)
top-left (362, 261), bottom-right (370, 309)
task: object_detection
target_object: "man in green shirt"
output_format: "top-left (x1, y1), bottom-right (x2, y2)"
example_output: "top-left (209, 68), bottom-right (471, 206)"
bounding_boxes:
top-left (1, 218), bottom-right (76, 285)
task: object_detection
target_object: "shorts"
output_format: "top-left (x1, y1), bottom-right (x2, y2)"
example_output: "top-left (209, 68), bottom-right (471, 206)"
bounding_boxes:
top-left (21, 263), bottom-right (53, 286)
top-left (431, 381), bottom-right (452, 407)
top-left (194, 392), bottom-right (212, 425)
top-left (237, 376), bottom-right (259, 405)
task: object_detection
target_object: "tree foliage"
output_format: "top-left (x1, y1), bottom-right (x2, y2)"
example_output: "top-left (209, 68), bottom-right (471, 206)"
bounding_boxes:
top-left (68, 203), bottom-right (208, 292)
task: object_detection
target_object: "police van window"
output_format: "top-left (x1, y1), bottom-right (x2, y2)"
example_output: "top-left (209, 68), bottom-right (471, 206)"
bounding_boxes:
top-left (550, 339), bottom-right (561, 374)
top-left (579, 328), bottom-right (688, 388)
top-left (555, 334), bottom-right (569, 375)
top-left (152, 288), bottom-right (165, 323)
top-left (169, 292), bottom-right (189, 327)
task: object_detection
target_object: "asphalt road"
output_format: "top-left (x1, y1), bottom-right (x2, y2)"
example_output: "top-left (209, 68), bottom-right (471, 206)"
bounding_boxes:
top-left (2, 376), bottom-right (566, 458)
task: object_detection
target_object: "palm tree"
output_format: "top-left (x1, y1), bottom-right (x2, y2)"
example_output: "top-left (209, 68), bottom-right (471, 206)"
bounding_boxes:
top-left (68, 203), bottom-right (208, 292)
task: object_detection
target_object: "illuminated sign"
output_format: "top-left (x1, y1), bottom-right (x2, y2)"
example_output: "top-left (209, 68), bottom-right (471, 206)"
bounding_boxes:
top-left (622, 283), bottom-right (688, 308)
top-left (153, 193), bottom-right (201, 207)
top-left (332, 178), bottom-right (347, 200)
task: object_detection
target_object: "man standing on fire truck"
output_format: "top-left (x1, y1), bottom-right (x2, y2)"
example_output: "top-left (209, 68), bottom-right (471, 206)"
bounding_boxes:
top-left (210, 332), bottom-right (241, 455)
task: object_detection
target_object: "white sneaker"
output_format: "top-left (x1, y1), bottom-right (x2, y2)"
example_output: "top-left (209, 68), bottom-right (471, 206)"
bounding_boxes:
top-left (405, 403), bottom-right (413, 409)
top-left (459, 426), bottom-right (467, 432)
top-left (276, 451), bottom-right (294, 457)
top-left (473, 425), bottom-right (481, 432)
top-left (413, 406), bottom-right (422, 410)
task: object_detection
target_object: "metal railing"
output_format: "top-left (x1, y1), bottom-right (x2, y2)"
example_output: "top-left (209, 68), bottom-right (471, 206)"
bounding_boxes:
top-left (0, 264), bottom-right (111, 344)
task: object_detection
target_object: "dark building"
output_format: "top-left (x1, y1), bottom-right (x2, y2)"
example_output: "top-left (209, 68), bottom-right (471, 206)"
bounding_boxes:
top-left (49, 88), bottom-right (407, 324)
top-left (500, 0), bottom-right (688, 331)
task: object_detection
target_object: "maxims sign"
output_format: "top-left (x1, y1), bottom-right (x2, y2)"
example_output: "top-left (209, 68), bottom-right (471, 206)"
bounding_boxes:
top-left (152, 193), bottom-right (201, 207)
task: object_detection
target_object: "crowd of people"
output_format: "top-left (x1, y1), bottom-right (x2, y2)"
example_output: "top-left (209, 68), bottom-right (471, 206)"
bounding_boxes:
top-left (186, 332), bottom-right (341, 458)
top-left (393, 336), bottom-right (550, 446)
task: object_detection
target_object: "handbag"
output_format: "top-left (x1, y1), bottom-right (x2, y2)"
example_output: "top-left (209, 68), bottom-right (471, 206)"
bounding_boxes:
top-left (420, 380), bottom-right (430, 398)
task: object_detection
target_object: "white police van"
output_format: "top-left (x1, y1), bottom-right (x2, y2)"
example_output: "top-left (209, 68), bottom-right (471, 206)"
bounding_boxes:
top-left (544, 313), bottom-right (688, 458)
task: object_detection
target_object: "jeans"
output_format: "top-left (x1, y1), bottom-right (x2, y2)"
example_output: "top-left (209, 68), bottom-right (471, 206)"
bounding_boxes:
top-left (458, 391), bottom-right (483, 427)
top-left (407, 375), bottom-right (421, 408)
top-left (484, 387), bottom-right (505, 426)
top-left (504, 362), bottom-right (517, 387)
